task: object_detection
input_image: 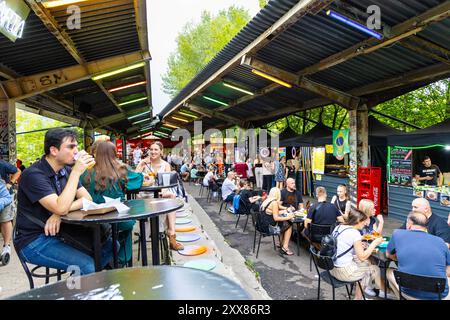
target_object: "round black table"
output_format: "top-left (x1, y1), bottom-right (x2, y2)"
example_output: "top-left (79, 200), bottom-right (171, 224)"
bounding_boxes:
top-left (62, 198), bottom-right (184, 270)
top-left (7, 266), bottom-right (251, 300)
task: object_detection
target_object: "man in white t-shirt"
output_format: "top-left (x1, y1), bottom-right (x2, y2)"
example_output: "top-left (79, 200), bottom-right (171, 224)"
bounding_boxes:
top-left (203, 169), bottom-right (214, 187)
top-left (221, 171), bottom-right (238, 213)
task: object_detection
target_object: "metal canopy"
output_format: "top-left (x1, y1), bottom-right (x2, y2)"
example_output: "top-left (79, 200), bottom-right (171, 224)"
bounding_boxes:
top-left (0, 0), bottom-right (152, 136)
top-left (158, 0), bottom-right (450, 134)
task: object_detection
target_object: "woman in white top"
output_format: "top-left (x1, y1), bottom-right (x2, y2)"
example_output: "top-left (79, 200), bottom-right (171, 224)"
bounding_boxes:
top-left (253, 155), bottom-right (263, 189)
top-left (329, 208), bottom-right (388, 300)
top-left (262, 158), bottom-right (274, 191)
top-left (330, 184), bottom-right (351, 219)
top-left (135, 141), bottom-right (183, 251)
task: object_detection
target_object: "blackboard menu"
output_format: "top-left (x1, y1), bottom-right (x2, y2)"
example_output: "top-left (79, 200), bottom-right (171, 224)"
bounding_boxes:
top-left (389, 147), bottom-right (412, 185)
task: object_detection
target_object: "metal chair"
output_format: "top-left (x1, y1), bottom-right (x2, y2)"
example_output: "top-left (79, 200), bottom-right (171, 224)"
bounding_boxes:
top-left (305, 223), bottom-right (334, 271)
top-left (251, 210), bottom-right (281, 259)
top-left (394, 270), bottom-right (447, 300)
top-left (13, 227), bottom-right (66, 289)
top-left (235, 198), bottom-right (252, 231)
top-left (310, 246), bottom-right (365, 300)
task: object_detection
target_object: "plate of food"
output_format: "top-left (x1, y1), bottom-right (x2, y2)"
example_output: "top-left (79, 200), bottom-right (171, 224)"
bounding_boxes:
top-left (426, 190), bottom-right (438, 201)
top-left (362, 234), bottom-right (374, 241)
top-left (414, 190), bottom-right (424, 198)
top-left (440, 194), bottom-right (450, 207)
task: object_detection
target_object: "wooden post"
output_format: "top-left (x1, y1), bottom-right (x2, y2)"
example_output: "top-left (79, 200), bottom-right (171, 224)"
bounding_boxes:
top-left (348, 104), bottom-right (368, 207)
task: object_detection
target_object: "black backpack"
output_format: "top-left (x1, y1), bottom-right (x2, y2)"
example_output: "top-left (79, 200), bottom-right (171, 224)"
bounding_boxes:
top-left (320, 225), bottom-right (354, 261)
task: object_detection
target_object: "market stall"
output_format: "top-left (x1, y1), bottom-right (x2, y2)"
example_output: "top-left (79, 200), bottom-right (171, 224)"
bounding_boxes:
top-left (313, 116), bottom-right (403, 209)
top-left (387, 119), bottom-right (450, 220)
top-left (279, 123), bottom-right (333, 197)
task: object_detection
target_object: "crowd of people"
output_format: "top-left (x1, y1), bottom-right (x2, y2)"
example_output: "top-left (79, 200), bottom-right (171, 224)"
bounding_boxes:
top-left (2, 135), bottom-right (449, 301)
top-left (176, 148), bottom-right (449, 300)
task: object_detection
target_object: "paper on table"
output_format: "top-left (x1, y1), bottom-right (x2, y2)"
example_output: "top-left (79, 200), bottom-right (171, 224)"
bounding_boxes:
top-left (81, 197), bottom-right (130, 213)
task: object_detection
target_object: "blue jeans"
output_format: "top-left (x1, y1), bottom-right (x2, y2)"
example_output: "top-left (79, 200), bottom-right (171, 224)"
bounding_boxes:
top-left (20, 234), bottom-right (114, 275)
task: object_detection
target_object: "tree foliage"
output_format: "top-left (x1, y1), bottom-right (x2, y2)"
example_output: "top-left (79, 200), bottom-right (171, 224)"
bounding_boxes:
top-left (16, 109), bottom-right (84, 167)
top-left (266, 79), bottom-right (449, 134)
top-left (162, 6), bottom-right (251, 97)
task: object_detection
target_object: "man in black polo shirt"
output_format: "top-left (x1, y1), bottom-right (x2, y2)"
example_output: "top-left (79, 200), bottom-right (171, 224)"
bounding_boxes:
top-left (415, 156), bottom-right (442, 186)
top-left (14, 129), bottom-right (113, 275)
top-left (400, 198), bottom-right (450, 248)
top-left (280, 178), bottom-right (304, 210)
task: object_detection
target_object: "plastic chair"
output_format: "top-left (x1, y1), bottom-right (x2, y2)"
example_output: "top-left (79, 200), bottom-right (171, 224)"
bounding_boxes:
top-left (310, 246), bottom-right (365, 300)
top-left (394, 270), bottom-right (447, 300)
top-left (251, 210), bottom-right (281, 259)
top-left (13, 227), bottom-right (66, 289)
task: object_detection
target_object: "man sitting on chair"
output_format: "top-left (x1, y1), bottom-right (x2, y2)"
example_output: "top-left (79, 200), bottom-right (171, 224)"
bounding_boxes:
top-left (280, 178), bottom-right (304, 211)
top-left (303, 187), bottom-right (344, 242)
top-left (387, 211), bottom-right (450, 300)
top-left (221, 171), bottom-right (238, 213)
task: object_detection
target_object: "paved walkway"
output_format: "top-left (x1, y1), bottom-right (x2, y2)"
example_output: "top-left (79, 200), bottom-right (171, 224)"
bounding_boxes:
top-left (184, 183), bottom-right (403, 300)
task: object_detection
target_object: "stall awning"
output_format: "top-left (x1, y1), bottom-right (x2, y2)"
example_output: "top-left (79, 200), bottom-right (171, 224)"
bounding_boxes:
top-left (387, 118), bottom-right (450, 147)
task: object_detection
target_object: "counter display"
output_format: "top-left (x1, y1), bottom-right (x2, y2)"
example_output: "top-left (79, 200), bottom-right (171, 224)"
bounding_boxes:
top-left (413, 185), bottom-right (450, 208)
top-left (388, 184), bottom-right (449, 221)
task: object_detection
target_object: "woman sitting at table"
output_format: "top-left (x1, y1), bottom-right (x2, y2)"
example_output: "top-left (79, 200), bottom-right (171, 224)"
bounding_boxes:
top-left (330, 184), bottom-right (351, 219)
top-left (358, 199), bottom-right (384, 235)
top-left (260, 187), bottom-right (295, 256)
top-left (135, 141), bottom-right (183, 251)
top-left (329, 208), bottom-right (391, 300)
top-left (81, 141), bottom-right (139, 266)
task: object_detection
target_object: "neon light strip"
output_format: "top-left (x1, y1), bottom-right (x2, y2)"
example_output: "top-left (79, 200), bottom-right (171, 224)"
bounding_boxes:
top-left (92, 62), bottom-right (145, 81)
top-left (203, 96), bottom-right (228, 107)
top-left (251, 69), bottom-right (292, 88)
top-left (108, 81), bottom-right (147, 92)
top-left (223, 83), bottom-right (254, 95)
top-left (178, 111), bottom-right (198, 118)
top-left (118, 97), bottom-right (147, 106)
top-left (394, 144), bottom-right (445, 150)
top-left (171, 116), bottom-right (189, 123)
top-left (43, 0), bottom-right (88, 8)
top-left (163, 123), bottom-right (179, 129)
top-left (127, 110), bottom-right (150, 120)
top-left (326, 10), bottom-right (383, 40)
top-left (132, 118), bottom-right (150, 125)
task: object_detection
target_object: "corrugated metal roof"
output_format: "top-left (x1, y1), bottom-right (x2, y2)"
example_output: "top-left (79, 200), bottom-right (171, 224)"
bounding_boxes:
top-left (0, 12), bottom-right (77, 75)
top-left (0, 0), bottom-right (150, 134)
top-left (159, 0), bottom-right (450, 133)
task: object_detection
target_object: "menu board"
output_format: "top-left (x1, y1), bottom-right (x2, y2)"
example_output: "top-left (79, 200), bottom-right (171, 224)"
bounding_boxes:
top-left (389, 147), bottom-right (412, 185)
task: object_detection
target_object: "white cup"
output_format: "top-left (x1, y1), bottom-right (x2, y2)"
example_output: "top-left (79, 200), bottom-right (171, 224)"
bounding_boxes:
top-left (162, 174), bottom-right (171, 186)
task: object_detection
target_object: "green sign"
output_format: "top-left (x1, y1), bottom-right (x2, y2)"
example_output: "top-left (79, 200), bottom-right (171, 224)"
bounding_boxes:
top-left (0, 0), bottom-right (30, 42)
top-left (332, 129), bottom-right (349, 160)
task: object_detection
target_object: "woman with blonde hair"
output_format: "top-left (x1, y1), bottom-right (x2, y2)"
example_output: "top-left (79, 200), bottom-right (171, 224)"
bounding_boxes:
top-left (331, 184), bottom-right (351, 219)
top-left (260, 187), bottom-right (295, 255)
top-left (135, 141), bottom-right (183, 251)
top-left (358, 198), bottom-right (384, 235)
